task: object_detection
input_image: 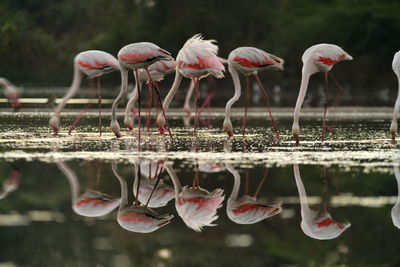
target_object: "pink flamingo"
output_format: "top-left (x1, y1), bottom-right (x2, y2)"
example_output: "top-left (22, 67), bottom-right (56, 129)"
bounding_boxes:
top-left (293, 164), bottom-right (350, 240)
top-left (124, 60), bottom-right (176, 130)
top-left (292, 44), bottom-right (353, 145)
top-left (222, 47), bottom-right (284, 137)
top-left (111, 42), bottom-right (173, 139)
top-left (49, 50), bottom-right (120, 135)
top-left (226, 164), bottom-right (282, 224)
top-left (0, 166), bottom-right (21, 200)
top-left (57, 161), bottom-right (121, 217)
top-left (156, 34), bottom-right (225, 134)
top-left (112, 161), bottom-right (173, 233)
top-left (133, 160), bottom-right (175, 208)
top-left (0, 78), bottom-right (21, 110)
top-left (390, 51), bottom-right (400, 144)
top-left (165, 163), bottom-right (224, 232)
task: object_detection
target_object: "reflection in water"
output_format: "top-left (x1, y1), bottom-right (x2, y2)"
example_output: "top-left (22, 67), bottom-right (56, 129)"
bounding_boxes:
top-left (391, 166), bottom-right (400, 228)
top-left (57, 161), bottom-right (120, 217)
top-left (166, 163), bottom-right (225, 232)
top-left (112, 161), bottom-right (173, 233)
top-left (293, 164), bottom-right (351, 240)
top-left (134, 160), bottom-right (175, 208)
top-left (226, 164), bottom-right (282, 224)
top-left (0, 165), bottom-right (20, 199)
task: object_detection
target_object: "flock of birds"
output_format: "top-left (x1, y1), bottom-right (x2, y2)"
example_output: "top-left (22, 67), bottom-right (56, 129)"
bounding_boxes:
top-left (3, 34), bottom-right (399, 145)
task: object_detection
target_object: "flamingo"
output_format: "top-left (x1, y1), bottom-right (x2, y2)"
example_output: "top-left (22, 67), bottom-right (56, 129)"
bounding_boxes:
top-left (0, 166), bottom-right (21, 200)
top-left (49, 50), bottom-right (120, 135)
top-left (198, 162), bottom-right (226, 173)
top-left (57, 161), bottom-right (121, 217)
top-left (391, 166), bottom-right (400, 228)
top-left (293, 164), bottom-right (350, 240)
top-left (165, 163), bottom-right (224, 232)
top-left (390, 51), bottom-right (400, 144)
top-left (124, 60), bottom-right (176, 131)
top-left (112, 161), bottom-right (173, 233)
top-left (292, 44), bottom-right (353, 145)
top-left (133, 160), bottom-right (175, 208)
top-left (222, 47), bottom-right (284, 137)
top-left (156, 34), bottom-right (225, 134)
top-left (0, 78), bottom-right (21, 110)
top-left (225, 164), bottom-right (282, 224)
top-left (111, 42), bottom-right (173, 140)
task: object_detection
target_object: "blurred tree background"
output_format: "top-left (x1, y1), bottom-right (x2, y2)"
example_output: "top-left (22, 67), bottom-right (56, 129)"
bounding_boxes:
top-left (0, 0), bottom-right (399, 90)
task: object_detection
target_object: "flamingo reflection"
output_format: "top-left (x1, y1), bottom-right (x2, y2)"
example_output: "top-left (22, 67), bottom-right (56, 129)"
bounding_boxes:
top-left (165, 163), bottom-right (224, 232)
top-left (226, 164), bottom-right (282, 224)
top-left (391, 166), bottom-right (400, 228)
top-left (0, 166), bottom-right (21, 200)
top-left (112, 161), bottom-right (173, 233)
top-left (57, 161), bottom-right (120, 217)
top-left (293, 164), bottom-right (350, 240)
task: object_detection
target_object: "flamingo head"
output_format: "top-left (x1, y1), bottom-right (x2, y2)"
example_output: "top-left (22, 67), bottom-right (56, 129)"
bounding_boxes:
top-left (110, 120), bottom-right (122, 138)
top-left (49, 116), bottom-right (60, 135)
top-left (223, 118), bottom-right (234, 137)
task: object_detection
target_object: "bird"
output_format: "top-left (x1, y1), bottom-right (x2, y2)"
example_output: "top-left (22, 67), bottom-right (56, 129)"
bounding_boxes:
top-left (391, 166), bottom-right (400, 228)
top-left (57, 161), bottom-right (121, 217)
top-left (124, 60), bottom-right (176, 131)
top-left (112, 161), bottom-right (173, 233)
top-left (225, 164), bottom-right (282, 224)
top-left (0, 78), bottom-right (21, 110)
top-left (49, 50), bottom-right (120, 135)
top-left (222, 47), bottom-right (284, 137)
top-left (133, 160), bottom-right (175, 208)
top-left (293, 164), bottom-right (350, 240)
top-left (165, 163), bottom-right (224, 232)
top-left (111, 42), bottom-right (173, 140)
top-left (198, 162), bottom-right (226, 173)
top-left (390, 51), bottom-right (400, 144)
top-left (292, 44), bottom-right (353, 145)
top-left (0, 165), bottom-right (21, 200)
top-left (156, 34), bottom-right (225, 134)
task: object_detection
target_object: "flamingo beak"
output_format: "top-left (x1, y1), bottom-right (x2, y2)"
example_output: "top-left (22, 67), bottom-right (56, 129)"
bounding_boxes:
top-left (10, 95), bottom-right (21, 111)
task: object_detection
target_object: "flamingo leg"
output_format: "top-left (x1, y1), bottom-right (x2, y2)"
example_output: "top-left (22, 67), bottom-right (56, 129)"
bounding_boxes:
top-left (321, 72), bottom-right (329, 143)
top-left (253, 169), bottom-right (269, 198)
top-left (144, 69), bottom-right (173, 138)
top-left (96, 77), bottom-right (102, 136)
top-left (327, 72), bottom-right (344, 134)
top-left (194, 78), bottom-right (200, 135)
top-left (68, 78), bottom-right (94, 135)
top-left (243, 170), bottom-right (249, 196)
top-left (253, 74), bottom-right (280, 139)
top-left (192, 163), bottom-right (200, 189)
top-left (135, 70), bottom-right (142, 151)
top-left (242, 75), bottom-right (250, 136)
top-left (145, 166), bottom-right (163, 207)
top-left (146, 82), bottom-right (152, 132)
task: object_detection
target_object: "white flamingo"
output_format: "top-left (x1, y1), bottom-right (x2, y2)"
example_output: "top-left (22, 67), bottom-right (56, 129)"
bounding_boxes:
top-left (0, 78), bottom-right (21, 110)
top-left (165, 163), bottom-right (224, 232)
top-left (223, 47), bottom-right (284, 137)
top-left (293, 164), bottom-right (350, 240)
top-left (112, 161), bottom-right (173, 233)
top-left (57, 161), bottom-right (121, 217)
top-left (49, 50), bottom-right (120, 135)
top-left (226, 164), bottom-right (282, 224)
top-left (391, 166), bottom-right (400, 228)
top-left (0, 166), bottom-right (21, 200)
top-left (156, 34), bottom-right (225, 134)
top-left (390, 51), bottom-right (400, 144)
top-left (292, 44), bottom-right (353, 145)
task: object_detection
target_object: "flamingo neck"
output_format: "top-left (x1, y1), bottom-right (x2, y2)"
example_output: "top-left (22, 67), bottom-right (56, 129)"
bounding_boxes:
top-left (54, 67), bottom-right (82, 116)
top-left (165, 165), bottom-right (181, 199)
top-left (124, 73), bottom-right (143, 122)
top-left (57, 162), bottom-right (80, 202)
top-left (226, 164), bottom-right (240, 203)
top-left (293, 70), bottom-right (311, 127)
top-left (112, 67), bottom-right (129, 122)
top-left (111, 162), bottom-right (128, 208)
top-left (395, 167), bottom-right (400, 205)
top-left (224, 66), bottom-right (242, 121)
top-left (390, 74), bottom-right (400, 133)
top-left (162, 69), bottom-right (183, 112)
top-left (293, 165), bottom-right (312, 218)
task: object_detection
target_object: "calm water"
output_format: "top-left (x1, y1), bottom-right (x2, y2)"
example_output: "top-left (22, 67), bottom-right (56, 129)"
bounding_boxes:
top-left (1, 109), bottom-right (400, 267)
